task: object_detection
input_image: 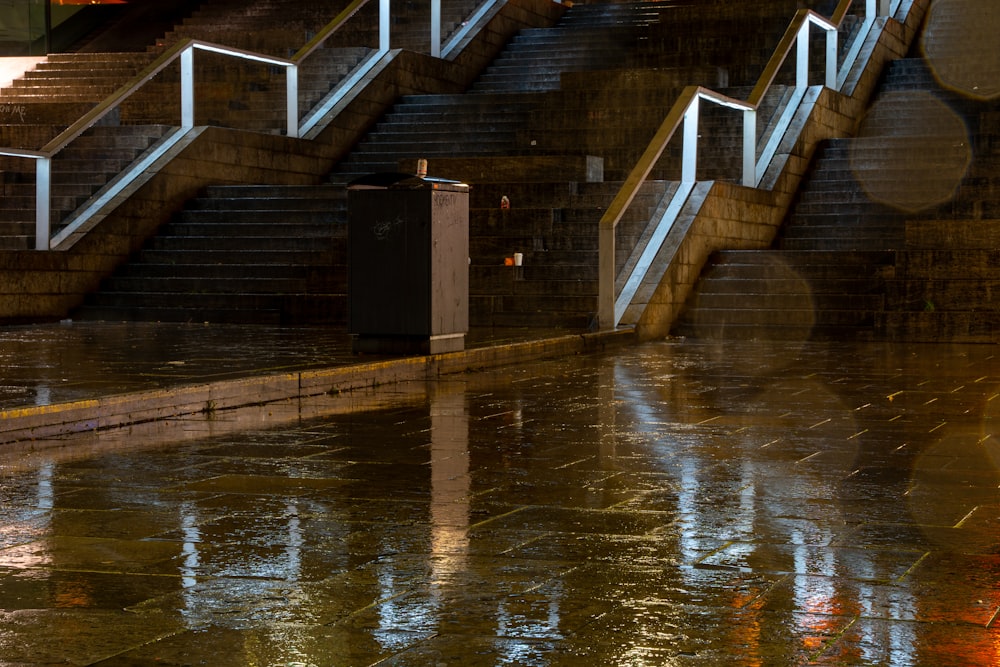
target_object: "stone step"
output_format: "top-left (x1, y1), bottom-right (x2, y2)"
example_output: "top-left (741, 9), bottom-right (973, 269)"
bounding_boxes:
top-left (79, 290), bottom-right (342, 310)
top-left (184, 197), bottom-right (346, 212)
top-left (118, 262), bottom-right (342, 280)
top-left (362, 127), bottom-right (522, 145)
top-left (702, 252), bottom-right (892, 272)
top-left (474, 263), bottom-right (598, 282)
top-left (75, 296), bottom-right (346, 325)
top-left (471, 234), bottom-right (596, 255)
top-left (164, 219), bottom-right (342, 237)
top-left (779, 236), bottom-right (903, 251)
top-left (349, 140), bottom-right (518, 156)
top-left (396, 91), bottom-right (541, 108)
top-left (200, 184), bottom-right (347, 199)
top-left (675, 307), bottom-right (878, 328)
top-left (147, 235), bottom-right (335, 252)
top-left (689, 290), bottom-right (883, 311)
top-left (135, 248), bottom-right (339, 265)
top-left (884, 279), bottom-right (1000, 311)
top-left (672, 321), bottom-right (875, 341)
top-left (470, 272), bottom-right (597, 295)
top-left (101, 274), bottom-right (341, 294)
top-left (780, 223), bottom-right (907, 239)
top-left (692, 277), bottom-right (883, 296)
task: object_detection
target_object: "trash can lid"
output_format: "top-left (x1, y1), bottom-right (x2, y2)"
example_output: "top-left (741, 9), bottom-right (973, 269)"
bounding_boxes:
top-left (347, 172), bottom-right (468, 191)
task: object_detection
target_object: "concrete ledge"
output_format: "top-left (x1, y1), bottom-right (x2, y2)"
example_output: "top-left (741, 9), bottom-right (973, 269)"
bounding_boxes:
top-left (0, 328), bottom-right (636, 446)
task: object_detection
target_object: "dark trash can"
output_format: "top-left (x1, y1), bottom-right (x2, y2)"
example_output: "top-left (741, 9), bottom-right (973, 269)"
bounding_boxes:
top-left (347, 172), bottom-right (469, 355)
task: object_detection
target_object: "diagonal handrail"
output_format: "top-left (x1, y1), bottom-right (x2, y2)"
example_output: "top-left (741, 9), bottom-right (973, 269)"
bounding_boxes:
top-left (292, 0), bottom-right (373, 63)
top-left (0, 0), bottom-right (497, 250)
top-left (0, 38), bottom-right (301, 249)
top-left (599, 0), bottom-right (896, 330)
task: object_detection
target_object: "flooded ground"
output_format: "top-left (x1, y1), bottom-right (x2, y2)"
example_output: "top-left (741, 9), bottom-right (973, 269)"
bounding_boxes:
top-left (0, 338), bottom-right (998, 665)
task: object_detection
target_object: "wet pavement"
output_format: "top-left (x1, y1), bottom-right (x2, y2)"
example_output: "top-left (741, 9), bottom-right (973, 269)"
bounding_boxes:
top-left (1, 336), bottom-right (1000, 665)
top-left (0, 321), bottom-right (554, 410)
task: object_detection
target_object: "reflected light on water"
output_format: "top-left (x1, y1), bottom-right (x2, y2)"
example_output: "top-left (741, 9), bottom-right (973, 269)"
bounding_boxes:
top-left (922, 0), bottom-right (1000, 101)
top-left (849, 90), bottom-right (970, 214)
top-left (909, 431), bottom-right (1000, 552)
top-left (8, 342), bottom-right (1000, 664)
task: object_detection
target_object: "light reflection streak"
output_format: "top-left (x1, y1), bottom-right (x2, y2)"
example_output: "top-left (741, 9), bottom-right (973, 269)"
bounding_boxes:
top-left (429, 383), bottom-right (471, 577)
top-left (885, 591), bottom-right (917, 666)
top-left (36, 461), bottom-right (53, 511)
top-left (0, 461), bottom-right (57, 571)
top-left (179, 500), bottom-right (200, 595)
top-left (375, 384), bottom-right (477, 650)
top-left (284, 501), bottom-right (302, 583)
top-left (496, 584), bottom-right (564, 639)
top-left (11, 343), bottom-right (1000, 663)
top-left (609, 346), bottom-right (930, 664)
top-left (613, 358), bottom-right (705, 562)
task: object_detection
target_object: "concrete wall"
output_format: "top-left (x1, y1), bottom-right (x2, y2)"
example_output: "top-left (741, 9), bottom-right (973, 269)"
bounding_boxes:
top-left (633, 0), bottom-right (932, 340)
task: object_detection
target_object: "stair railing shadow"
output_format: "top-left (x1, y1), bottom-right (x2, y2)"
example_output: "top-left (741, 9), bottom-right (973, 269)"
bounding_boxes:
top-left (601, 0), bottom-right (904, 330)
top-left (0, 0), bottom-right (499, 251)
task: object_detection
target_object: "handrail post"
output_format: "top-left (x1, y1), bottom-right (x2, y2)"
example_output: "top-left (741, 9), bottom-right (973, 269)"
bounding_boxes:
top-left (180, 45), bottom-right (195, 129)
top-left (380, 0), bottom-right (390, 52)
top-left (825, 24), bottom-right (838, 89)
top-left (867, 0), bottom-right (891, 18)
top-left (682, 97), bottom-right (699, 184)
top-left (35, 158), bottom-right (51, 251)
top-left (743, 107), bottom-right (757, 187)
top-left (598, 221), bottom-right (615, 329)
top-left (796, 21), bottom-right (809, 92)
top-left (287, 64), bottom-right (299, 138)
top-left (431, 0), bottom-right (441, 57)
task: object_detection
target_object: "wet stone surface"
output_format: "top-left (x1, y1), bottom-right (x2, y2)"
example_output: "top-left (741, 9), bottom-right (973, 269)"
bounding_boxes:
top-left (0, 321), bottom-right (549, 410)
top-left (0, 339), bottom-right (999, 665)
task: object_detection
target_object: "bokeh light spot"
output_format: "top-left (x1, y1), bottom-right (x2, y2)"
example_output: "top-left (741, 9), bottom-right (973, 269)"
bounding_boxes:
top-left (922, 0), bottom-right (1000, 101)
top-left (686, 255), bottom-right (814, 369)
top-left (849, 90), bottom-right (970, 214)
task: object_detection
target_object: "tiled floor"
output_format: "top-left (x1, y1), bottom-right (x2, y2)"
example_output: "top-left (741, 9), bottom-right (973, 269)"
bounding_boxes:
top-left (1, 338), bottom-right (999, 665)
top-left (0, 321), bottom-right (551, 410)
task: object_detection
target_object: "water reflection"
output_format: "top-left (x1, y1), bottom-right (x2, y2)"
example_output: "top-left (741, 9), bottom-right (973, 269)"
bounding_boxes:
top-left (0, 341), bottom-right (998, 663)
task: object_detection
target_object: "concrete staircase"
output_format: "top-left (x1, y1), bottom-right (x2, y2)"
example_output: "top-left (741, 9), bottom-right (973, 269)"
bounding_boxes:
top-left (118, 0), bottom-right (377, 133)
top-left (0, 123), bottom-right (175, 249)
top-left (465, 179), bottom-right (673, 328)
top-left (0, 0), bottom-right (378, 250)
top-left (673, 53), bottom-right (1000, 342)
top-left (73, 0), bottom-right (808, 328)
top-left (75, 185), bottom-right (347, 323)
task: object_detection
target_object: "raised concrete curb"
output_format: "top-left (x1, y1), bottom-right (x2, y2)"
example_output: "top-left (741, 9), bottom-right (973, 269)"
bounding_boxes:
top-left (0, 328), bottom-right (636, 445)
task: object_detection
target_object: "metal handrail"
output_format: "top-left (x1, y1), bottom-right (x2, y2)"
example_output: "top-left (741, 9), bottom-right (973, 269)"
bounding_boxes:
top-left (1, 0), bottom-right (485, 250)
top-left (599, 0), bottom-right (894, 329)
top-left (0, 38), bottom-right (302, 250)
top-left (292, 0), bottom-right (373, 63)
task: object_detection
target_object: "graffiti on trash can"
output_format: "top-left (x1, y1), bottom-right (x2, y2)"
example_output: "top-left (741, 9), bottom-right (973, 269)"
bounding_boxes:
top-left (371, 216), bottom-right (403, 241)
